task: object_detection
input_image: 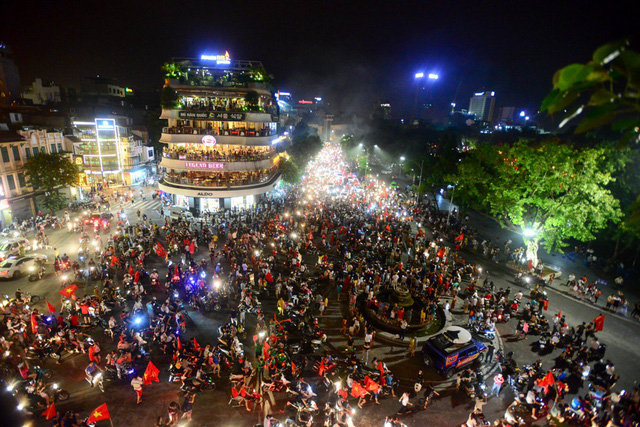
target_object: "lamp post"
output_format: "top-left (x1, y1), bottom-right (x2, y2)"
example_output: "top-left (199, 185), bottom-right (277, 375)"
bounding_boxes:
top-left (446, 184), bottom-right (456, 226)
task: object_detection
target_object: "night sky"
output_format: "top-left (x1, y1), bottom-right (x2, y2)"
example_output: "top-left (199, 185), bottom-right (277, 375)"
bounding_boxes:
top-left (3, 1), bottom-right (638, 116)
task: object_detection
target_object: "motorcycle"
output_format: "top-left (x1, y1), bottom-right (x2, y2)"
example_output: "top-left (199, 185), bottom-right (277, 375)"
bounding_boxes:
top-left (28, 265), bottom-right (46, 281)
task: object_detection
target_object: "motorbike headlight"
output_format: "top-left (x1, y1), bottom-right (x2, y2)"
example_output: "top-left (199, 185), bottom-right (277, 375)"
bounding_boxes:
top-left (52, 383), bottom-right (59, 390)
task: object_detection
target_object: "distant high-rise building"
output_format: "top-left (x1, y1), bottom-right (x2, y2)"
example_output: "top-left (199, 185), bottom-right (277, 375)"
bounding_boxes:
top-left (0, 44), bottom-right (22, 105)
top-left (498, 106), bottom-right (515, 123)
top-left (468, 91), bottom-right (496, 123)
top-left (372, 101), bottom-right (392, 121)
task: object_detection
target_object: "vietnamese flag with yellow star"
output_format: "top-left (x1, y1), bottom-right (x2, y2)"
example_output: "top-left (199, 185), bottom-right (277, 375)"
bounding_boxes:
top-left (86, 403), bottom-right (110, 424)
top-left (143, 361), bottom-right (160, 385)
top-left (58, 284), bottom-right (78, 299)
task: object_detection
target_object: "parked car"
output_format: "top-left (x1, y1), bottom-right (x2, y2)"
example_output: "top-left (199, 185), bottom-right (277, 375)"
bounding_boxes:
top-left (0, 238), bottom-right (34, 261)
top-left (422, 326), bottom-right (487, 378)
top-left (0, 254), bottom-right (48, 279)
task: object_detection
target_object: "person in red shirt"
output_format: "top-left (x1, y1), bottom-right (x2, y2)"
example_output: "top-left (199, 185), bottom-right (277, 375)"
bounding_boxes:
top-left (69, 313), bottom-right (80, 328)
top-left (80, 302), bottom-right (90, 325)
top-left (89, 342), bottom-right (101, 365)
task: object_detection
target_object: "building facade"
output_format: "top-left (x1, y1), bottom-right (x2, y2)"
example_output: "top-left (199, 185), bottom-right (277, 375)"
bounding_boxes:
top-left (69, 117), bottom-right (154, 186)
top-left (0, 129), bottom-right (78, 225)
top-left (468, 91), bottom-right (496, 123)
top-left (158, 54), bottom-right (281, 212)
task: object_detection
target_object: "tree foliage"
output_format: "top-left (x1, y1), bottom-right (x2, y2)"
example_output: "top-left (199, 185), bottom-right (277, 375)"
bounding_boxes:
top-left (279, 157), bottom-right (301, 184)
top-left (39, 191), bottom-right (68, 214)
top-left (541, 40), bottom-right (640, 143)
top-left (287, 122), bottom-right (323, 169)
top-left (160, 86), bottom-right (179, 109)
top-left (24, 153), bottom-right (79, 192)
top-left (449, 140), bottom-right (623, 253)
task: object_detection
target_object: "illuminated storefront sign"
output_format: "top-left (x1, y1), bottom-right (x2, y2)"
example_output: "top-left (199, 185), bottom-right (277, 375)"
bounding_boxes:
top-left (202, 135), bottom-right (217, 147)
top-left (200, 51), bottom-right (231, 65)
top-left (298, 100), bottom-right (313, 104)
top-left (96, 119), bottom-right (115, 129)
top-left (185, 162), bottom-right (224, 170)
top-left (178, 111), bottom-right (245, 121)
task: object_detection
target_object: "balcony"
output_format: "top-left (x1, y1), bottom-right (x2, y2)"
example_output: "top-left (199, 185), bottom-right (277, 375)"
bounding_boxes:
top-left (160, 157), bottom-right (275, 173)
top-left (158, 172), bottom-right (281, 199)
top-left (160, 133), bottom-right (274, 147)
top-left (160, 109), bottom-right (276, 123)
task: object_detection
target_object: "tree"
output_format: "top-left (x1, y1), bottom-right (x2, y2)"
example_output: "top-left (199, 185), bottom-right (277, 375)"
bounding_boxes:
top-left (449, 140), bottom-right (623, 266)
top-left (244, 91), bottom-right (260, 111)
top-left (24, 153), bottom-right (79, 213)
top-left (279, 157), bottom-right (301, 184)
top-left (541, 40), bottom-right (640, 143)
top-left (287, 122), bottom-right (323, 170)
top-left (160, 86), bottom-right (179, 109)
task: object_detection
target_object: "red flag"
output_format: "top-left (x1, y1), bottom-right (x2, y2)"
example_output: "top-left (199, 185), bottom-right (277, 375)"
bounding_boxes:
top-left (364, 376), bottom-right (380, 393)
top-left (240, 386), bottom-right (247, 398)
top-left (542, 299), bottom-right (549, 311)
top-left (351, 381), bottom-right (367, 398)
top-left (291, 361), bottom-right (296, 375)
top-left (556, 311), bottom-right (562, 319)
top-left (594, 315), bottom-right (605, 332)
top-left (437, 248), bottom-right (445, 259)
top-left (193, 338), bottom-right (200, 351)
top-left (455, 233), bottom-right (464, 242)
top-left (46, 301), bottom-right (56, 313)
top-left (263, 341), bottom-right (271, 359)
top-left (377, 361), bottom-right (384, 376)
top-left (537, 371), bottom-right (555, 392)
top-left (265, 272), bottom-right (274, 283)
top-left (42, 402), bottom-right (57, 420)
top-left (110, 255), bottom-right (120, 267)
top-left (58, 284), bottom-right (78, 298)
top-left (143, 361), bottom-right (160, 385)
top-left (338, 389), bottom-right (348, 399)
top-left (30, 313), bottom-right (38, 334)
top-left (176, 338), bottom-right (182, 351)
top-left (86, 403), bottom-right (111, 424)
top-left (318, 360), bottom-right (326, 377)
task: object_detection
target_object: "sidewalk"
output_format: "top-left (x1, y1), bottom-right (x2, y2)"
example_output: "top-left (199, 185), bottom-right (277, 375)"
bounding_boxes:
top-left (430, 193), bottom-right (639, 323)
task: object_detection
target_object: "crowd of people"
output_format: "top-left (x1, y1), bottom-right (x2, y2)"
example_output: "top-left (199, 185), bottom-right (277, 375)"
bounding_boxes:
top-left (0, 143), bottom-right (637, 427)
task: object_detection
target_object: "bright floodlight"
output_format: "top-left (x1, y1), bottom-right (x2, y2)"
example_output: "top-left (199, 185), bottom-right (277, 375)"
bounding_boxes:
top-left (415, 72), bottom-right (425, 79)
top-left (400, 156), bottom-right (406, 161)
top-left (519, 111), bottom-right (526, 117)
top-left (523, 228), bottom-right (536, 237)
top-left (428, 73), bottom-right (439, 80)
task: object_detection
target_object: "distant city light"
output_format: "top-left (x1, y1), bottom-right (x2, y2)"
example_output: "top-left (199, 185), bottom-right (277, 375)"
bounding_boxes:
top-left (415, 72), bottom-right (425, 79)
top-left (314, 97), bottom-right (322, 102)
top-left (428, 73), bottom-right (439, 80)
top-left (519, 111), bottom-right (526, 117)
top-left (525, 116), bottom-right (530, 121)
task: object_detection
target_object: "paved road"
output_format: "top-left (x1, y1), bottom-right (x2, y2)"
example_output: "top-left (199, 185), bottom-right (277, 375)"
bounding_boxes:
top-left (2, 177), bottom-right (638, 426)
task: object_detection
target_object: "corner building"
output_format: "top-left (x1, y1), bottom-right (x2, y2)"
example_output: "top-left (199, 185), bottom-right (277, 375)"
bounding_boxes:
top-left (158, 54), bottom-right (281, 213)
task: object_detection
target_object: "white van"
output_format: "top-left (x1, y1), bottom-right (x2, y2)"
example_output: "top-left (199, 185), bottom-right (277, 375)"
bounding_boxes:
top-left (169, 206), bottom-right (193, 220)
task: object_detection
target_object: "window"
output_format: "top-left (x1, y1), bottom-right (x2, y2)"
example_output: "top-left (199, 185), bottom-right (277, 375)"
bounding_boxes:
top-left (33, 147), bottom-right (39, 156)
top-left (58, 143), bottom-right (63, 152)
top-left (18, 173), bottom-right (26, 188)
top-left (0, 147), bottom-right (9, 163)
top-left (7, 175), bottom-right (15, 191)
top-left (24, 147), bottom-right (31, 159)
top-left (50, 144), bottom-right (57, 153)
top-left (12, 146), bottom-right (20, 162)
